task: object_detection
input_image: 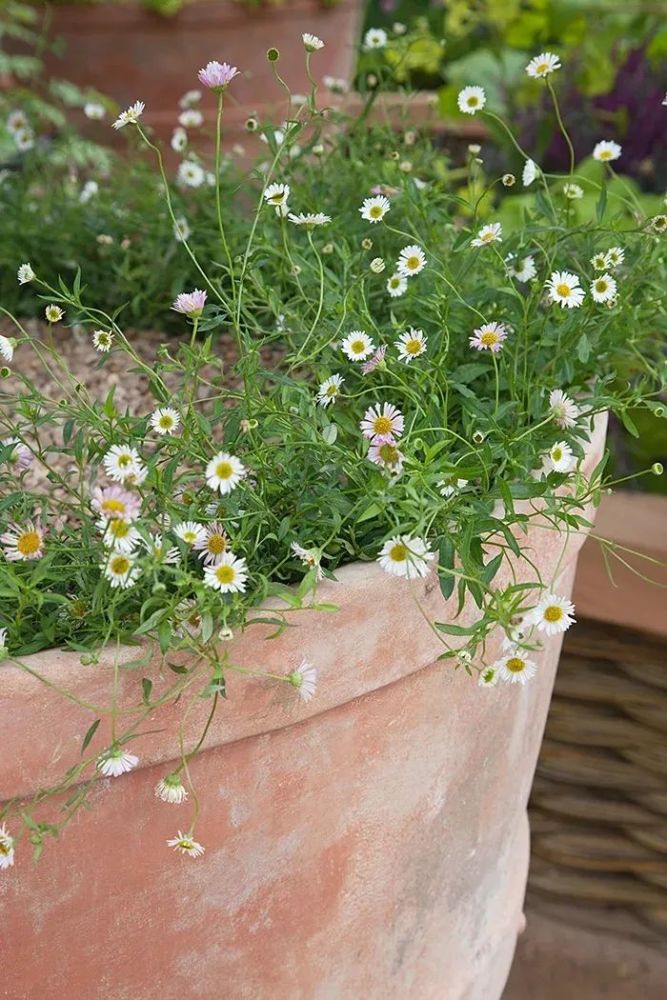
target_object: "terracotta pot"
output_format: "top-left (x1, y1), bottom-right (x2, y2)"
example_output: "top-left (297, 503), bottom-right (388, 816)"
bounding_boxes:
top-left (37, 0), bottom-right (365, 136)
top-left (0, 416), bottom-right (607, 1000)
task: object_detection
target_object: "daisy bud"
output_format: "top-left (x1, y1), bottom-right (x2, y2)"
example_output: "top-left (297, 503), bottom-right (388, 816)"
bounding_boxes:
top-left (468, 144), bottom-right (481, 155)
top-left (390, 151), bottom-right (400, 161)
top-left (312, 143), bottom-right (325, 156)
top-left (266, 48), bottom-right (280, 62)
top-left (218, 626), bottom-right (234, 641)
top-left (399, 160), bottom-right (412, 172)
top-left (321, 243), bottom-right (334, 254)
top-left (0, 367), bottom-right (10, 379)
top-left (472, 430), bottom-right (486, 444)
top-left (652, 462), bottom-right (664, 476)
top-left (302, 33), bottom-right (324, 53)
top-left (152, 582), bottom-right (167, 595)
top-left (361, 238), bottom-right (373, 250)
top-left (45, 304), bottom-right (64, 323)
top-left (245, 116), bottom-right (258, 132)
top-left (502, 173), bottom-right (516, 187)
top-left (370, 257), bottom-right (385, 273)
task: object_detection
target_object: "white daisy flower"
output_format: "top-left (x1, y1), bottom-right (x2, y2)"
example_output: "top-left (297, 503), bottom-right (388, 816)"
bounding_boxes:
top-left (604, 246), bottom-right (625, 268)
top-left (291, 541), bottom-right (323, 580)
top-left (525, 52), bottom-right (561, 78)
top-left (438, 476), bottom-right (469, 498)
top-left (395, 327), bottom-right (427, 362)
top-left (13, 127), bottom-right (34, 152)
top-left (179, 89), bottom-right (202, 109)
top-left (593, 140), bottom-right (622, 163)
top-left (590, 272), bottom-right (617, 303)
top-left (547, 441), bottom-right (576, 474)
top-left (563, 182), bottom-right (584, 200)
top-left (360, 401), bottom-right (404, 442)
top-left (396, 244), bottom-right (426, 277)
top-left (302, 32), bottom-right (324, 52)
top-left (0, 823), bottom-right (15, 869)
top-left (150, 407), bottom-right (181, 436)
top-left (167, 830), bottom-right (205, 858)
top-left (103, 444), bottom-right (143, 483)
top-left (177, 160), bottom-right (205, 188)
top-left (205, 451), bottom-right (246, 495)
top-left (173, 216), bottom-right (191, 243)
top-left (549, 389), bottom-right (579, 429)
top-left (171, 126), bottom-right (188, 152)
top-left (341, 331), bottom-right (375, 361)
top-left (174, 521), bottom-right (206, 546)
top-left (0, 335), bottom-right (14, 363)
top-left (193, 522), bottom-right (229, 565)
top-left (263, 182), bottom-right (290, 208)
top-left (0, 626), bottom-right (7, 655)
top-left (469, 321), bottom-right (508, 352)
top-left (478, 667), bottom-right (499, 688)
top-left (99, 517), bottom-right (141, 553)
top-left (178, 109), bottom-right (203, 129)
top-left (363, 28), bottom-right (388, 51)
top-left (112, 101), bottom-right (145, 130)
top-left (174, 599), bottom-right (203, 638)
top-left (359, 194), bottom-right (391, 223)
top-left (522, 158), bottom-right (538, 186)
top-left (1, 520), bottom-right (45, 561)
top-left (17, 263), bottom-right (35, 284)
top-left (288, 659), bottom-right (318, 701)
top-left (287, 212), bottom-right (330, 227)
top-left (546, 270), bottom-right (585, 308)
top-left (316, 373), bottom-right (344, 407)
top-left (92, 329), bottom-right (114, 352)
top-left (377, 535), bottom-right (435, 580)
top-left (203, 551), bottom-right (249, 593)
top-left (590, 252), bottom-right (608, 271)
top-left (386, 273), bottom-right (408, 297)
top-left (496, 651), bottom-right (538, 685)
top-left (80, 180), bottom-right (99, 204)
top-left (529, 593), bottom-right (576, 635)
top-left (457, 86), bottom-right (486, 115)
top-left (45, 304), bottom-right (64, 323)
top-left (101, 551), bottom-right (141, 588)
top-left (155, 774), bottom-right (188, 804)
top-left (96, 747), bottom-right (139, 777)
top-left (471, 222), bottom-right (502, 247)
top-left (322, 76), bottom-right (348, 94)
top-left (7, 110), bottom-right (28, 133)
top-left (145, 534), bottom-right (180, 565)
top-left (84, 102), bottom-right (106, 120)
top-left (506, 254), bottom-right (537, 283)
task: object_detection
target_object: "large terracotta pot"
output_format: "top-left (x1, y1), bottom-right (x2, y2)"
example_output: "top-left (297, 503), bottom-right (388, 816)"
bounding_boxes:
top-left (0, 415), bottom-right (607, 1000)
top-left (37, 0), bottom-right (365, 136)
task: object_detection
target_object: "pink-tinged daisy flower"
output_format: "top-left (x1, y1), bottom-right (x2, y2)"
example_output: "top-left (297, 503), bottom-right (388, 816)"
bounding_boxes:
top-left (361, 345), bottom-right (386, 374)
top-left (529, 593), bottom-right (576, 635)
top-left (395, 327), bottom-right (427, 362)
top-left (546, 441), bottom-right (576, 474)
top-left (469, 321), bottom-right (508, 352)
top-left (0, 823), bottom-right (15, 869)
top-left (368, 440), bottom-right (404, 475)
top-left (112, 101), bottom-right (145, 130)
top-left (193, 522), bottom-right (230, 565)
top-left (396, 244), bottom-right (426, 278)
top-left (377, 535), bottom-right (434, 579)
top-left (167, 830), bottom-right (205, 858)
top-left (1, 520), bottom-right (45, 561)
top-left (91, 485), bottom-right (141, 522)
top-left (548, 390), bottom-right (579, 429)
top-left (205, 451), bottom-right (246, 495)
top-left (471, 222), bottom-right (502, 247)
top-left (198, 61), bottom-right (240, 91)
top-left (545, 271), bottom-right (585, 308)
top-left (341, 331), bottom-right (375, 361)
top-left (525, 52), bottom-right (561, 78)
top-left (593, 140), bottom-right (621, 163)
top-left (457, 86), bottom-right (486, 115)
top-left (2, 437), bottom-right (32, 471)
top-left (360, 402), bottom-right (404, 443)
top-left (103, 444), bottom-right (143, 483)
top-left (101, 551), bottom-right (142, 589)
top-left (494, 651), bottom-right (538, 685)
top-left (316, 373), bottom-right (344, 407)
top-left (203, 551), bottom-right (248, 593)
top-left (288, 659), bottom-right (318, 701)
top-left (172, 289), bottom-right (207, 318)
top-left (155, 774), bottom-right (188, 804)
top-left (96, 747), bottom-right (139, 777)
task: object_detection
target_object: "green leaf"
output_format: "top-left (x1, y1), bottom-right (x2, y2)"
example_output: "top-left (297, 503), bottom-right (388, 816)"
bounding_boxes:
top-left (81, 719), bottom-right (100, 755)
top-left (141, 678), bottom-right (153, 705)
top-left (438, 536), bottom-right (455, 600)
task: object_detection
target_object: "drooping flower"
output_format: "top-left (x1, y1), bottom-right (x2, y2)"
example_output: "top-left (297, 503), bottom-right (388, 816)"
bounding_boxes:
top-left (525, 52), bottom-right (561, 78)
top-left (1, 437), bottom-right (32, 472)
top-left (529, 593), bottom-right (576, 635)
top-left (593, 140), bottom-right (622, 163)
top-left (174, 521), bottom-right (206, 546)
top-left (45, 304), bottom-right (64, 323)
top-left (302, 33), bottom-right (324, 52)
top-left (112, 101), bottom-right (145, 130)
top-left (604, 246), bottom-right (625, 268)
top-left (198, 60), bottom-right (239, 91)
top-left (1, 520), bottom-right (45, 561)
top-left (150, 407), bottom-right (181, 436)
top-left (547, 441), bottom-right (576, 474)
top-left (368, 440), bottom-right (404, 475)
top-left (193, 522), bottom-right (230, 565)
top-left (361, 345), bottom-right (386, 374)
top-left (360, 402), bottom-right (404, 443)
top-left (288, 659), bottom-right (318, 701)
top-left (97, 746), bottom-right (139, 777)
top-left (0, 336), bottom-right (14, 364)
top-left (395, 327), bottom-right (427, 362)
top-left (290, 541), bottom-right (324, 580)
top-left (457, 86), bottom-right (486, 115)
top-left (316, 373), bottom-right (344, 407)
top-left (144, 534), bottom-right (180, 565)
top-left (469, 321), bottom-right (508, 353)
top-left (548, 390), bottom-right (579, 429)
top-left (17, 263), bottom-right (35, 284)
top-left (203, 552), bottom-right (249, 593)
top-left (522, 158), bottom-right (538, 186)
top-left (155, 773), bottom-right (189, 804)
top-left (101, 551), bottom-right (141, 589)
top-left (396, 244), bottom-right (426, 277)
top-left (590, 273), bottom-right (617, 304)
top-left (263, 183), bottom-right (290, 209)
top-left (287, 212), bottom-right (330, 227)
top-left (495, 651), bottom-right (538, 685)
top-left (386, 273), bottom-right (408, 297)
top-left (545, 270), bottom-right (585, 308)
top-left (563, 182), bottom-right (584, 200)
top-left (506, 254), bottom-right (537, 283)
top-left (363, 28), bottom-right (388, 50)
top-left (174, 599), bottom-right (203, 638)
top-left (377, 535), bottom-right (434, 580)
top-left (205, 451), bottom-right (246, 495)
top-left (478, 667), bottom-right (499, 688)
top-left (172, 289), bottom-right (207, 318)
top-left (0, 823), bottom-right (15, 869)
top-left (438, 476), bottom-right (469, 498)
top-left (359, 195), bottom-right (390, 223)
top-left (471, 222), bottom-right (502, 247)
top-left (177, 160), bottom-right (205, 188)
top-left (341, 331), bottom-right (375, 362)
top-left (167, 830), bottom-right (205, 858)
top-left (103, 444), bottom-right (143, 483)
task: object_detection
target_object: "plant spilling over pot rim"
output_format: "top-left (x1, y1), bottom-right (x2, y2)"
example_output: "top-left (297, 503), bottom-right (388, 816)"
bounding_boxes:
top-left (1, 33), bottom-right (666, 866)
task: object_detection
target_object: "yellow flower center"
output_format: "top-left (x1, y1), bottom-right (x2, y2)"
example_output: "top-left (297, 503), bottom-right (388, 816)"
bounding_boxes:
top-left (595, 280), bottom-right (608, 293)
top-left (215, 461), bottom-right (233, 480)
top-left (17, 530), bottom-right (40, 556)
top-left (118, 453), bottom-right (133, 468)
top-left (268, 192), bottom-right (284, 204)
top-left (378, 443), bottom-right (400, 464)
top-left (536, 62), bottom-right (549, 74)
top-left (389, 277), bottom-right (400, 288)
top-left (207, 534), bottom-right (227, 555)
top-left (389, 543), bottom-right (407, 562)
top-left (370, 205), bottom-right (383, 218)
top-left (544, 605), bottom-right (563, 623)
top-left (351, 340), bottom-right (366, 354)
top-left (182, 531), bottom-right (198, 543)
top-left (481, 231), bottom-right (494, 242)
top-left (405, 338), bottom-right (422, 354)
top-left (552, 447), bottom-right (563, 461)
top-left (0, 842), bottom-right (11, 856)
top-left (215, 565), bottom-right (235, 584)
top-left (373, 415), bottom-right (393, 435)
top-left (101, 498), bottom-right (126, 515)
top-left (556, 283), bottom-right (571, 298)
top-left (159, 414), bottom-right (174, 429)
top-left (109, 520), bottom-right (131, 539)
top-left (480, 330), bottom-right (499, 347)
top-left (325, 384), bottom-right (337, 397)
top-left (110, 555), bottom-right (130, 575)
top-left (406, 255), bottom-right (420, 270)
top-left (599, 150), bottom-right (612, 160)
top-left (506, 657), bottom-right (526, 673)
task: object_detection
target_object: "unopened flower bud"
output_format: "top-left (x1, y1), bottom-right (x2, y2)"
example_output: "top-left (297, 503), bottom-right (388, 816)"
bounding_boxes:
top-left (468, 144), bottom-right (481, 155)
top-left (502, 173), bottom-right (516, 187)
top-left (652, 462), bottom-right (664, 476)
top-left (370, 257), bottom-right (385, 273)
top-left (266, 48), bottom-right (279, 62)
top-left (361, 237), bottom-right (373, 250)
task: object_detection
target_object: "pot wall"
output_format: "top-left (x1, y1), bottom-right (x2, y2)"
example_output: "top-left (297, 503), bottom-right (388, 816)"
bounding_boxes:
top-left (0, 415), bottom-right (608, 1000)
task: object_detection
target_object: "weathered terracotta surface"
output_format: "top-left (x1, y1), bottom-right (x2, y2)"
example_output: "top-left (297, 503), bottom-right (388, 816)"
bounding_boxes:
top-left (0, 417), bottom-right (607, 1000)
